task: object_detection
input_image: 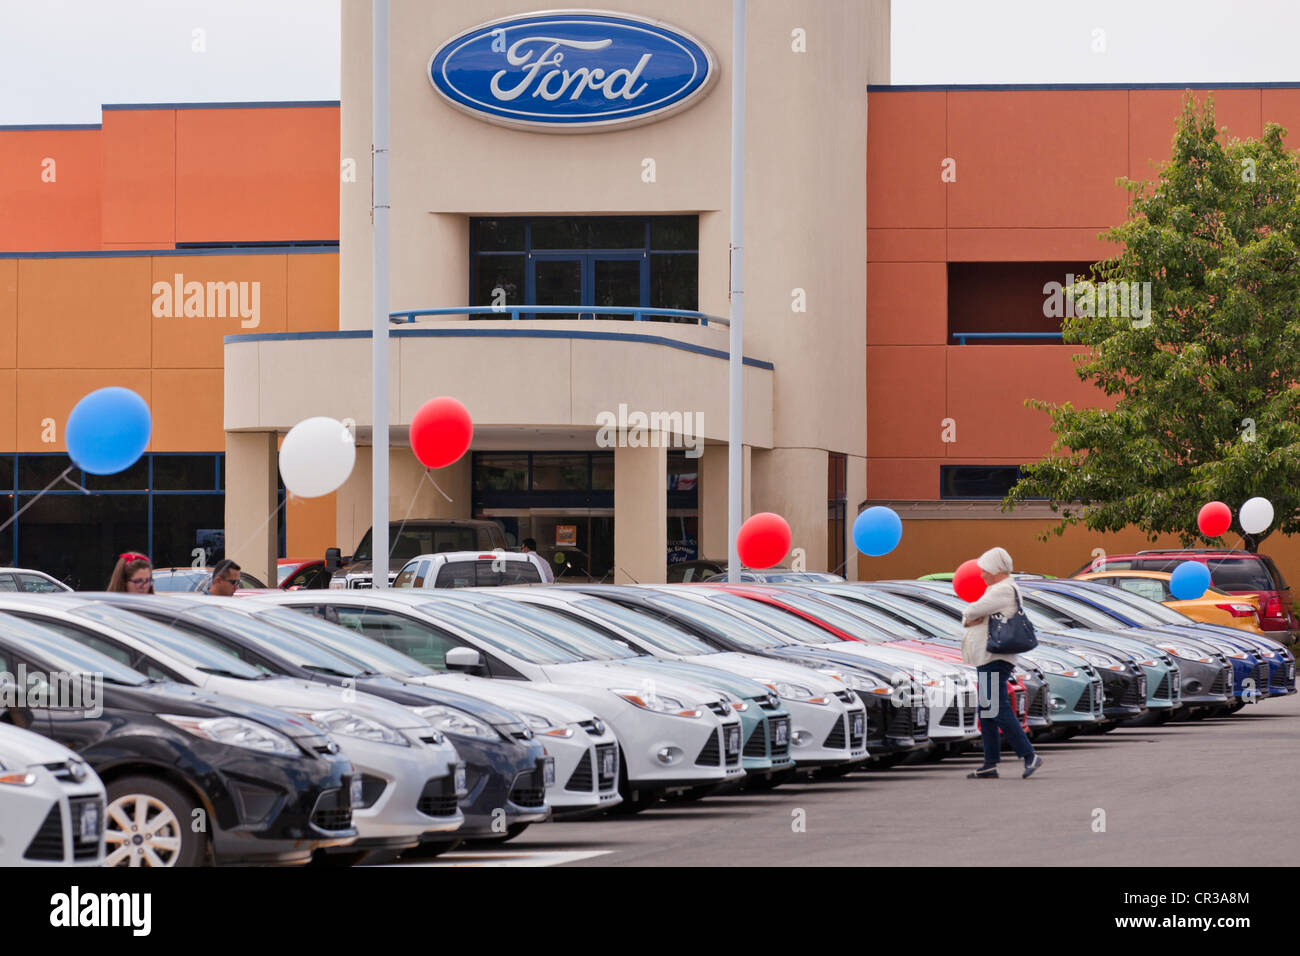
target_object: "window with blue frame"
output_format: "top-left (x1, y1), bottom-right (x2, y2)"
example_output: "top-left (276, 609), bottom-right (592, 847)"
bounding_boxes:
top-left (0, 454), bottom-right (284, 590)
top-left (470, 216), bottom-right (698, 321)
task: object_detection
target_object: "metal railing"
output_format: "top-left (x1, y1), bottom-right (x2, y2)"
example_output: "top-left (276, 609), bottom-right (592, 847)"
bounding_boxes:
top-left (389, 305), bottom-right (730, 327)
top-left (950, 331), bottom-right (1065, 345)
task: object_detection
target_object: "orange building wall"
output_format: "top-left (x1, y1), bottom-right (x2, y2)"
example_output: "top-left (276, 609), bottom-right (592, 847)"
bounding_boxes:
top-left (0, 103), bottom-right (342, 552)
top-left (865, 87), bottom-right (1300, 502)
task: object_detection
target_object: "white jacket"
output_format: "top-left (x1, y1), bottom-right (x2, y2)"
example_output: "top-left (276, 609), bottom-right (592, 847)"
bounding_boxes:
top-left (960, 578), bottom-right (1025, 668)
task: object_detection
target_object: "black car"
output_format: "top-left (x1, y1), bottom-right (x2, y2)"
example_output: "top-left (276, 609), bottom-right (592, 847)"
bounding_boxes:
top-left (90, 593), bottom-right (552, 843)
top-left (0, 610), bottom-right (357, 866)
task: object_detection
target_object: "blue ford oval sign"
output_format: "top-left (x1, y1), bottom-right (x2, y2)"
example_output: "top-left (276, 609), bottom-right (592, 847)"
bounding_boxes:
top-left (428, 11), bottom-right (717, 132)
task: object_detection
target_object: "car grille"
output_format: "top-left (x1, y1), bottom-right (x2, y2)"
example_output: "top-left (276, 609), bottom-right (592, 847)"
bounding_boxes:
top-left (885, 704), bottom-right (914, 739)
top-left (1073, 686), bottom-right (1097, 715)
top-left (566, 751), bottom-right (594, 791)
top-left (24, 805), bottom-right (65, 861)
top-left (743, 721), bottom-right (767, 758)
top-left (69, 798), bottom-right (101, 860)
top-left (696, 730), bottom-right (722, 766)
top-left (823, 717), bottom-right (847, 749)
top-left (938, 705), bottom-right (961, 728)
top-left (1269, 665), bottom-right (1285, 689)
top-left (358, 774), bottom-right (387, 810)
top-left (1119, 677), bottom-right (1143, 706)
top-left (596, 743), bottom-right (618, 790)
top-left (1027, 685), bottom-right (1047, 718)
top-left (310, 789), bottom-right (353, 832)
top-left (1209, 668), bottom-right (1230, 696)
top-left (1153, 673), bottom-right (1172, 699)
top-left (509, 784), bottom-right (546, 808)
top-left (417, 777), bottom-right (460, 818)
top-left (1253, 662), bottom-right (1268, 691)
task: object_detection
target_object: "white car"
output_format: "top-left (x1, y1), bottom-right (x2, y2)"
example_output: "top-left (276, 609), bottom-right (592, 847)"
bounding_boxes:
top-left (0, 595), bottom-right (465, 862)
top-left (490, 587), bottom-right (872, 770)
top-left (262, 589), bottom-right (747, 809)
top-left (240, 598), bottom-right (622, 815)
top-left (0, 722), bottom-right (105, 866)
top-left (393, 551), bottom-right (547, 589)
top-left (0, 568), bottom-right (72, 593)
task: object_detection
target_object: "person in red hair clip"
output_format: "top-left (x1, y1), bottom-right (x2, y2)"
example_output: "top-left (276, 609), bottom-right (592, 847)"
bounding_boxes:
top-left (106, 552), bottom-right (154, 593)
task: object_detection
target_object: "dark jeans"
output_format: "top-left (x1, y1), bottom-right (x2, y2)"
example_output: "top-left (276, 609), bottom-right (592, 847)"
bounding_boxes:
top-left (976, 660), bottom-right (1035, 766)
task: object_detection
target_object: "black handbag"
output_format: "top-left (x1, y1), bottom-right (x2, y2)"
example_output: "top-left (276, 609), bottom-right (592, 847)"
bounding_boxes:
top-left (986, 586), bottom-right (1039, 654)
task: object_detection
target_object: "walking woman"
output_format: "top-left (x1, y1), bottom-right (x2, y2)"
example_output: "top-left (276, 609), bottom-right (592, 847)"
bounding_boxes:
top-left (961, 547), bottom-right (1042, 779)
top-left (106, 552), bottom-right (154, 593)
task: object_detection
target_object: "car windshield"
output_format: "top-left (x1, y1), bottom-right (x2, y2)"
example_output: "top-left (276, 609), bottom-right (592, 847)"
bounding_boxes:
top-left (177, 606), bottom-right (371, 677)
top-left (416, 601), bottom-right (583, 665)
top-left (642, 594), bottom-right (791, 650)
top-left (574, 598), bottom-right (718, 655)
top-left (1065, 585), bottom-right (1190, 626)
top-left (1022, 589), bottom-right (1128, 629)
top-left (354, 527), bottom-right (485, 562)
top-left (153, 570), bottom-right (206, 592)
top-left (706, 593), bottom-right (841, 645)
top-left (1206, 558), bottom-right (1277, 591)
top-left (277, 565), bottom-right (296, 586)
top-left (72, 604), bottom-right (268, 679)
top-left (256, 608), bottom-right (437, 677)
top-left (0, 611), bottom-right (149, 685)
top-left (473, 599), bottom-right (642, 661)
top-left (759, 590), bottom-right (900, 640)
top-left (826, 587), bottom-right (961, 639)
top-left (433, 559), bottom-right (541, 588)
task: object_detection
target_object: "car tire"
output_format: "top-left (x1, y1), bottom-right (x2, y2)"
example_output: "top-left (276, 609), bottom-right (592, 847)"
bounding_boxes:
top-left (1048, 726), bottom-right (1081, 740)
top-left (866, 753), bottom-right (907, 769)
top-left (613, 747), bottom-right (660, 814)
top-left (104, 776), bottom-right (207, 868)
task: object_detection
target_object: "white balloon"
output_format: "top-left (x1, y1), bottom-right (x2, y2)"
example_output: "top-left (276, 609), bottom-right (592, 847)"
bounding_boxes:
top-left (279, 417), bottom-right (356, 498)
top-left (1240, 496), bottom-right (1274, 535)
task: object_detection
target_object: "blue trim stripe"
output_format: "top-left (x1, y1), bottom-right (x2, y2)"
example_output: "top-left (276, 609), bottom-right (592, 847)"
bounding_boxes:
top-left (224, 327), bottom-right (776, 370)
top-left (102, 100), bottom-right (340, 110)
top-left (868, 82), bottom-right (1300, 92)
top-left (0, 123), bottom-right (102, 131)
top-left (0, 246), bottom-right (337, 260)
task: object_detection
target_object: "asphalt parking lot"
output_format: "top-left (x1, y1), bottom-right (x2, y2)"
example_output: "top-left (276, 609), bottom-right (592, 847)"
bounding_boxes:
top-left (399, 692), bottom-right (1299, 867)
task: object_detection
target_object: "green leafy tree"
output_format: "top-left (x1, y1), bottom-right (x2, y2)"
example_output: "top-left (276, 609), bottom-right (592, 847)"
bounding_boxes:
top-left (1006, 95), bottom-right (1300, 552)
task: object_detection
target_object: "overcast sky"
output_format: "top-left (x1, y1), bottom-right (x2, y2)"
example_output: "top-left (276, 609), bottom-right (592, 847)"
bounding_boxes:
top-left (1, 0), bottom-right (1297, 125)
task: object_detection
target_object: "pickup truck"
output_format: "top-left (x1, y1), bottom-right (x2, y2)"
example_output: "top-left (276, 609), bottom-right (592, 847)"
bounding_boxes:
top-left (325, 519), bottom-right (508, 589)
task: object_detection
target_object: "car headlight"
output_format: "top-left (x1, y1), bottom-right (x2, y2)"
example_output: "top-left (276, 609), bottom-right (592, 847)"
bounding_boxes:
top-left (161, 714), bottom-right (299, 756)
top-left (413, 705), bottom-right (499, 738)
top-left (1069, 648), bottom-right (1124, 670)
top-left (0, 758), bottom-right (37, 786)
top-left (1024, 656), bottom-right (1077, 677)
top-left (519, 711), bottom-right (575, 738)
top-left (294, 709), bottom-right (410, 747)
top-left (726, 695), bottom-right (750, 713)
top-left (611, 689), bottom-right (702, 718)
top-left (761, 680), bottom-right (832, 704)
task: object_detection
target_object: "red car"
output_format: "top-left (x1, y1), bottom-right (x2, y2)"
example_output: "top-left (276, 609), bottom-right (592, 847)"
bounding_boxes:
top-left (276, 558), bottom-right (330, 590)
top-left (701, 584), bottom-right (1030, 735)
top-left (1075, 549), bottom-right (1297, 644)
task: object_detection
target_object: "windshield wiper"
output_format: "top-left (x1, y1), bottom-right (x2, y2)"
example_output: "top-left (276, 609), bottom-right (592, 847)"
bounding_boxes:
top-left (302, 664), bottom-right (361, 679)
top-left (196, 666), bottom-right (256, 679)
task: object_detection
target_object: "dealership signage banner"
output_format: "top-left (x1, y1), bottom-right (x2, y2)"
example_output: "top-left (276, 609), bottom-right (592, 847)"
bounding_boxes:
top-left (428, 11), bottom-right (717, 131)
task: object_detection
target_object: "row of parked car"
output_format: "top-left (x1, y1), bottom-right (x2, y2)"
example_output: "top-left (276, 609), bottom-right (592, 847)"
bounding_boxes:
top-left (1, 567), bottom-right (1293, 866)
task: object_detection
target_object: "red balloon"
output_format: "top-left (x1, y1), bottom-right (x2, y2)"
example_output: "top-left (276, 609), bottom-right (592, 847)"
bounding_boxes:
top-left (953, 559), bottom-right (987, 603)
top-left (410, 397), bottom-right (473, 469)
top-left (1198, 501), bottom-right (1232, 538)
top-left (736, 513), bottom-right (792, 569)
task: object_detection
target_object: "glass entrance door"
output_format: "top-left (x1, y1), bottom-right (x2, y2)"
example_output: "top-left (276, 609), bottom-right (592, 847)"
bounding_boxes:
top-left (531, 255), bottom-right (583, 320)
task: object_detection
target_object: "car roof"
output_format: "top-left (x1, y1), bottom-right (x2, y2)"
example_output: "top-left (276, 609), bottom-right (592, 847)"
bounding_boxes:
top-left (1077, 569), bottom-right (1173, 580)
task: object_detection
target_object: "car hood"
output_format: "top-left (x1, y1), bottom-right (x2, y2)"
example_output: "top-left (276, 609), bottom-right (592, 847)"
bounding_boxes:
top-left (112, 679), bottom-right (333, 740)
top-left (401, 672), bottom-right (599, 725)
top-left (0, 722), bottom-right (85, 765)
top-left (682, 651), bottom-right (846, 693)
top-left (538, 660), bottom-right (728, 707)
top-left (197, 674), bottom-right (437, 732)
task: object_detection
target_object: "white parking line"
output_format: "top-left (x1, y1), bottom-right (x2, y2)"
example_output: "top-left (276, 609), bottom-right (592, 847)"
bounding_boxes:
top-left (387, 849), bottom-right (611, 868)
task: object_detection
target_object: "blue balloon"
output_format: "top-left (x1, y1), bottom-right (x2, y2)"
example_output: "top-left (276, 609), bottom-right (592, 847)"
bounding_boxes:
top-left (853, 506), bottom-right (903, 557)
top-left (1169, 560), bottom-right (1212, 600)
top-left (65, 388), bottom-right (152, 475)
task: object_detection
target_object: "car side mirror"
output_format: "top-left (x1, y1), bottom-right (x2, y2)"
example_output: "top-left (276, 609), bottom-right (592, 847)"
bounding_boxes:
top-left (445, 646), bottom-right (484, 673)
top-left (325, 548), bottom-right (342, 573)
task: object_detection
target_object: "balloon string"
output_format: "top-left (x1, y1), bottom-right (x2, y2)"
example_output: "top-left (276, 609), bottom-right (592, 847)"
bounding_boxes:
top-left (0, 466), bottom-right (74, 536)
top-left (387, 471), bottom-right (453, 560)
top-left (224, 497), bottom-right (288, 566)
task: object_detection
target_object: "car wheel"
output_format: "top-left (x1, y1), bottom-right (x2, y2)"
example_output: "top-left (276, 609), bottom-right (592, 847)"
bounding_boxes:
top-left (104, 776), bottom-right (206, 868)
top-left (1048, 726), bottom-right (1081, 740)
top-left (614, 748), bottom-right (660, 814)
